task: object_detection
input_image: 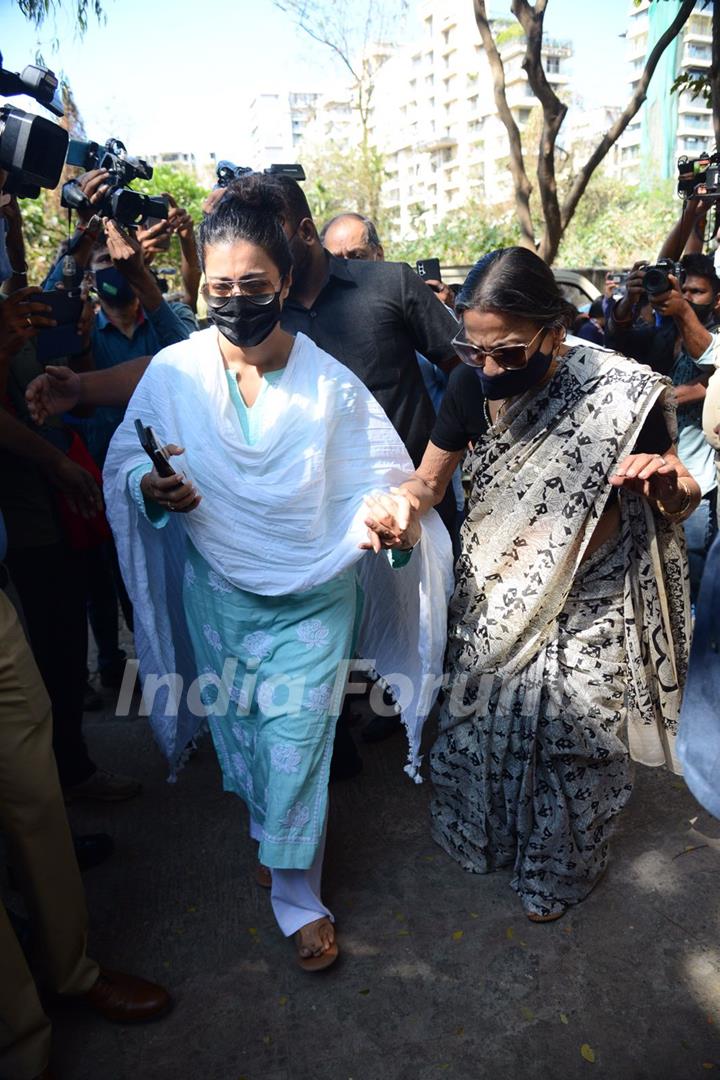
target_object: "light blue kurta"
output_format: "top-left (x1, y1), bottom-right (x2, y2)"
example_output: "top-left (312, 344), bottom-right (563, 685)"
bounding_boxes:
top-left (131, 368), bottom-right (408, 870)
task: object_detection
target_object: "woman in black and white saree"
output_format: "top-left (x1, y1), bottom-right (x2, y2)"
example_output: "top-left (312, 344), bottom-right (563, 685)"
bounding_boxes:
top-left (364, 247), bottom-right (698, 922)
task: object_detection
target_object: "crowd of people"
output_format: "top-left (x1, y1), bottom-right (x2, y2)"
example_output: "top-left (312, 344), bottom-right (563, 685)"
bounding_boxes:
top-left (1, 152), bottom-right (719, 1079)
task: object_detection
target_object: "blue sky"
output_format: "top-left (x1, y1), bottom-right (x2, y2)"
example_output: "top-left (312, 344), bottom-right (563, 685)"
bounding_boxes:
top-left (2, 0), bottom-right (630, 161)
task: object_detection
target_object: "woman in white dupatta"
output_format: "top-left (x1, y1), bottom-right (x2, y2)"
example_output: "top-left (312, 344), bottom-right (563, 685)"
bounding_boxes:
top-left (365, 248), bottom-right (697, 922)
top-left (103, 186), bottom-right (452, 969)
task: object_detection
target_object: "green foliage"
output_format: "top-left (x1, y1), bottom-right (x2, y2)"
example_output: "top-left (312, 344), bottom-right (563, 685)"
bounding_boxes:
top-left (133, 165), bottom-right (210, 278)
top-left (495, 22), bottom-right (525, 48)
top-left (385, 202), bottom-right (520, 265)
top-left (18, 189), bottom-right (68, 284)
top-left (671, 70), bottom-right (712, 107)
top-left (18, 164), bottom-right (209, 286)
top-left (303, 140), bottom-right (389, 235)
top-left (557, 176), bottom-right (679, 267)
top-left (15, 0), bottom-right (104, 33)
top-left (133, 165), bottom-right (208, 224)
top-left (382, 179), bottom-right (682, 272)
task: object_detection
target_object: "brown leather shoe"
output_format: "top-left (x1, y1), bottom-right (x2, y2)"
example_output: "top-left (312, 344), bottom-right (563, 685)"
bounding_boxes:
top-left (82, 969), bottom-right (172, 1023)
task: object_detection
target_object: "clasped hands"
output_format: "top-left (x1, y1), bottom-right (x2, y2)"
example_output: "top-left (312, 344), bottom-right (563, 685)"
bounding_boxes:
top-left (360, 488), bottom-right (421, 554)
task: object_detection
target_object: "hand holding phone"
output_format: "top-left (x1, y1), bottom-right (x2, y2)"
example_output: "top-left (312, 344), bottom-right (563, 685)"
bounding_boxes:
top-left (35, 289), bottom-right (85, 364)
top-left (416, 258), bottom-right (441, 281)
top-left (135, 419), bottom-right (202, 513)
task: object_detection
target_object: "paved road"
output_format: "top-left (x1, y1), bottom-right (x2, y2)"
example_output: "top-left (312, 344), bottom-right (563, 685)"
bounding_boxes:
top-left (26, 693), bottom-right (720, 1079)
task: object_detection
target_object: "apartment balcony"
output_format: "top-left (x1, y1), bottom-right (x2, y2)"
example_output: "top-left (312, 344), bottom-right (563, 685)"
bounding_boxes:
top-left (542, 37), bottom-right (572, 58)
top-left (677, 124), bottom-right (712, 145)
top-left (682, 43), bottom-right (712, 66)
top-left (417, 128), bottom-right (458, 152)
top-left (677, 118), bottom-right (714, 140)
top-left (678, 91), bottom-right (711, 113)
top-left (628, 35), bottom-right (649, 60)
top-left (685, 14), bottom-right (712, 43)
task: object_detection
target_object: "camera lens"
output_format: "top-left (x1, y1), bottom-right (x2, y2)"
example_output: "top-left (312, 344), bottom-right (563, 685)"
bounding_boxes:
top-left (642, 268), bottom-right (669, 295)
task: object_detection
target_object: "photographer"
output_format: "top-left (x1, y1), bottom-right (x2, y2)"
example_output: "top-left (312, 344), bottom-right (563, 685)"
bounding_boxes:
top-left (0, 165), bottom-right (141, 802)
top-left (75, 219), bottom-right (191, 466)
top-left (137, 194), bottom-right (202, 313)
top-left (606, 253), bottom-right (718, 599)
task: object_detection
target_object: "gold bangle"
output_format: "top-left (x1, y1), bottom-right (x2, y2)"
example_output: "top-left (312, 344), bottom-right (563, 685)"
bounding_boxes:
top-left (656, 481), bottom-right (693, 521)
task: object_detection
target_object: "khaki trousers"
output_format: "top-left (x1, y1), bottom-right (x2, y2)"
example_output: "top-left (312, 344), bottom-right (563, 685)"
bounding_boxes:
top-left (0, 590), bottom-right (98, 1080)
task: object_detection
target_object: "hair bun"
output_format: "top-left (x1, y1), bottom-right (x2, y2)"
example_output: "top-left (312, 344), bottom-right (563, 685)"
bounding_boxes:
top-left (223, 174), bottom-right (286, 218)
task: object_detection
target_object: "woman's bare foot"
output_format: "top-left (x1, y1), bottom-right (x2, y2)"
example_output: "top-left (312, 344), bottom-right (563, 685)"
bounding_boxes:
top-left (294, 917), bottom-right (338, 971)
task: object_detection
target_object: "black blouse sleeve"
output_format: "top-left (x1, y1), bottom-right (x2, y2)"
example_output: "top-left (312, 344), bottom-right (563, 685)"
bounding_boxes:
top-left (430, 364), bottom-right (488, 452)
top-left (632, 401), bottom-right (673, 455)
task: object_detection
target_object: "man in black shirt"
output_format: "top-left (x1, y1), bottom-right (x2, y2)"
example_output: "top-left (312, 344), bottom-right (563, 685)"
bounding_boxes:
top-left (252, 175), bottom-right (458, 469)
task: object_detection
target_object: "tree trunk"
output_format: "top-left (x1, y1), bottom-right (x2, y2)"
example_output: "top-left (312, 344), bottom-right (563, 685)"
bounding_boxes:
top-left (479, 0), bottom-right (695, 265)
top-left (511, 0), bottom-right (568, 263)
top-left (473, 0), bottom-right (536, 249)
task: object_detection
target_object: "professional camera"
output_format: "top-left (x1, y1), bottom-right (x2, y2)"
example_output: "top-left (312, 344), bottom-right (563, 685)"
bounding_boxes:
top-left (61, 137), bottom-right (168, 226)
top-left (642, 259), bottom-right (684, 296)
top-left (0, 53), bottom-right (68, 199)
top-left (215, 161), bottom-right (306, 188)
top-left (677, 150), bottom-right (720, 199)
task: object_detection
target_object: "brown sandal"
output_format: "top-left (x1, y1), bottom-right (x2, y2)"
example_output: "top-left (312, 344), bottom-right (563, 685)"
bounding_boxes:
top-left (255, 864), bottom-right (272, 889)
top-left (526, 864), bottom-right (609, 923)
top-left (294, 917), bottom-right (339, 972)
top-left (527, 909), bottom-right (565, 923)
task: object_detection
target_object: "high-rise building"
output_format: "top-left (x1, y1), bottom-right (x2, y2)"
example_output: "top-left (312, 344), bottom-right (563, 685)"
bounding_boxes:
top-left (249, 90), bottom-right (322, 169)
top-left (619, 0), bottom-right (714, 185)
top-left (365, 1), bottom-right (573, 237)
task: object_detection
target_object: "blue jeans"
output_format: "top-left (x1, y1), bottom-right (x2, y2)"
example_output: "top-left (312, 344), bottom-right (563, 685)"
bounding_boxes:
top-left (684, 489), bottom-right (718, 605)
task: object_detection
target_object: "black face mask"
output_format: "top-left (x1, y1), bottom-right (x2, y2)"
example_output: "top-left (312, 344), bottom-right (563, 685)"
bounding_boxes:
top-left (688, 299), bottom-right (716, 327)
top-left (475, 345), bottom-right (554, 400)
top-left (206, 292), bottom-right (282, 348)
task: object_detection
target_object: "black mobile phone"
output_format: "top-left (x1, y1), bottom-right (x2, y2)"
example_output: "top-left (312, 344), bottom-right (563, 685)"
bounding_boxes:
top-left (134, 418), bottom-right (177, 479)
top-left (416, 258), bottom-right (441, 282)
top-left (35, 290), bottom-right (85, 364)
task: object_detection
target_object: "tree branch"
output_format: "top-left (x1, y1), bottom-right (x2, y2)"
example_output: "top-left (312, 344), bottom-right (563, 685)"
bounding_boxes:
top-left (560, 0), bottom-right (695, 236)
top-left (274, 0), bottom-right (361, 83)
top-left (511, 0), bottom-right (567, 262)
top-left (473, 0), bottom-right (536, 249)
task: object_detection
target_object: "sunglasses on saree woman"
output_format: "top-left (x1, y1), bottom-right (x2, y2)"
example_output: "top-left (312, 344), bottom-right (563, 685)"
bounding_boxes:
top-left (451, 325), bottom-right (546, 370)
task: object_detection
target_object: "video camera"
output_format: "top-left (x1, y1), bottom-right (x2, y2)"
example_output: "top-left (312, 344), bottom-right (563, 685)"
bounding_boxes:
top-left (0, 53), bottom-right (68, 199)
top-left (215, 161), bottom-right (306, 188)
top-left (61, 137), bottom-right (169, 226)
top-left (677, 151), bottom-right (720, 199)
top-left (642, 259), bottom-right (684, 297)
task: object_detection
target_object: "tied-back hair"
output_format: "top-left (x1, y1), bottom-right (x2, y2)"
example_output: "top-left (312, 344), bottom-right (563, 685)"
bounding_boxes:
top-left (457, 246), bottom-right (576, 329)
top-left (223, 172), bottom-right (313, 234)
top-left (199, 174), bottom-right (293, 278)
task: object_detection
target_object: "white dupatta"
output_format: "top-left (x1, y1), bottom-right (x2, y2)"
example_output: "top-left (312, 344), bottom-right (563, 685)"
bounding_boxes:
top-left (104, 329), bottom-right (453, 777)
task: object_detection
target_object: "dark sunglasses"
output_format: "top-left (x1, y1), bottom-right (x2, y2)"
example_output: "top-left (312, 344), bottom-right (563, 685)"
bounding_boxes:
top-left (451, 325), bottom-right (546, 370)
